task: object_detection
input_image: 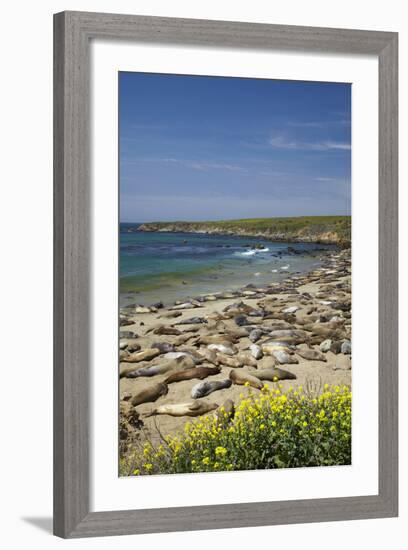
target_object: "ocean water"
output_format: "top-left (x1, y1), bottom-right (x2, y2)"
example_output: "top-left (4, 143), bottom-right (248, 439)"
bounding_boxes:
top-left (120, 223), bottom-right (335, 306)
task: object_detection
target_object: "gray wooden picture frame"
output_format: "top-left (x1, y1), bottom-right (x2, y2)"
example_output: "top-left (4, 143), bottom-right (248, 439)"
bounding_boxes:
top-left (53, 11), bottom-right (398, 538)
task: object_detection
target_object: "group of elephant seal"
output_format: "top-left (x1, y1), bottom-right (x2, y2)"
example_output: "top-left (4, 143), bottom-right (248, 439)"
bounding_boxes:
top-left (119, 246), bottom-right (352, 453)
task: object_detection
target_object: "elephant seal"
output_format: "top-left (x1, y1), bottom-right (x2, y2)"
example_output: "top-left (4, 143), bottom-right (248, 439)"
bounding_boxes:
top-left (198, 334), bottom-right (237, 345)
top-left (227, 327), bottom-right (250, 339)
top-left (174, 316), bottom-right (208, 325)
top-left (197, 348), bottom-right (219, 365)
top-left (249, 329), bottom-right (263, 343)
top-left (249, 344), bottom-right (263, 360)
top-left (254, 366), bottom-right (296, 381)
top-left (191, 379), bottom-right (232, 399)
top-left (208, 343), bottom-right (237, 355)
top-left (158, 310), bottom-right (182, 319)
top-left (120, 331), bottom-right (138, 339)
top-left (164, 366), bottom-right (221, 384)
top-left (269, 329), bottom-right (308, 339)
top-left (121, 348), bottom-right (160, 363)
top-left (119, 350), bottom-right (129, 361)
top-left (151, 342), bottom-right (175, 353)
top-left (173, 333), bottom-right (198, 346)
top-left (236, 353), bottom-right (258, 368)
top-left (216, 353), bottom-right (243, 368)
top-left (296, 348), bottom-right (327, 362)
top-left (229, 369), bottom-right (263, 390)
top-left (169, 301), bottom-right (201, 311)
top-left (123, 355), bottom-right (195, 379)
top-left (120, 339), bottom-right (140, 351)
top-left (130, 382), bottom-right (168, 407)
top-left (153, 325), bottom-right (181, 336)
top-left (272, 350), bottom-right (299, 365)
top-left (145, 400), bottom-right (219, 418)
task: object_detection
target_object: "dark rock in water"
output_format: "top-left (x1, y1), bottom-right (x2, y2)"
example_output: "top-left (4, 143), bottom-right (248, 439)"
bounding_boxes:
top-left (235, 315), bottom-right (248, 327)
top-left (152, 342), bottom-right (176, 353)
top-left (341, 340), bottom-right (352, 354)
top-left (174, 317), bottom-right (208, 325)
top-left (245, 283), bottom-right (257, 289)
top-left (151, 301), bottom-right (164, 309)
top-left (182, 280), bottom-right (188, 285)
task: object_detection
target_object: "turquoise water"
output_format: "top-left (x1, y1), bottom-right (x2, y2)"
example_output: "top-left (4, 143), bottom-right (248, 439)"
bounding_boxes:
top-left (120, 223), bottom-right (334, 306)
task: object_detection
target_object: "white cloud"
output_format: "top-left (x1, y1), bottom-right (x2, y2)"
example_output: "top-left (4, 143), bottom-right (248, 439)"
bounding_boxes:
top-left (269, 136), bottom-right (351, 151)
top-left (122, 157), bottom-right (247, 172)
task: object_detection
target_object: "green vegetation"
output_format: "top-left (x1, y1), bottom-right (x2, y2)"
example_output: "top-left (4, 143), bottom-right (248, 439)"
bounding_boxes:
top-left (120, 383), bottom-right (352, 476)
top-left (138, 216), bottom-right (351, 247)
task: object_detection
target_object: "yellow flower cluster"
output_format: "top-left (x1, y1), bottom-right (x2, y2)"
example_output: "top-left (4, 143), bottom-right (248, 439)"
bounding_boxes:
top-left (119, 384), bottom-right (352, 476)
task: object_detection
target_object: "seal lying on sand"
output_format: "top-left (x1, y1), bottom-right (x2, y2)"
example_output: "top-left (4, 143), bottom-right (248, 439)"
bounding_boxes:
top-left (272, 350), bottom-right (299, 365)
top-left (153, 326), bottom-right (181, 336)
top-left (253, 366), bottom-right (296, 381)
top-left (151, 342), bottom-right (175, 354)
top-left (261, 341), bottom-right (295, 355)
top-left (229, 369), bottom-right (263, 390)
top-left (125, 355), bottom-right (196, 378)
top-left (145, 400), bottom-right (218, 418)
top-left (198, 334), bottom-right (238, 345)
top-left (121, 348), bottom-right (160, 364)
top-left (174, 317), bottom-right (208, 325)
top-left (208, 343), bottom-right (237, 355)
top-left (296, 348), bottom-right (327, 362)
top-left (130, 382), bottom-right (168, 407)
top-left (164, 366), bottom-right (221, 384)
top-left (197, 348), bottom-right (219, 365)
top-left (191, 379), bottom-right (232, 398)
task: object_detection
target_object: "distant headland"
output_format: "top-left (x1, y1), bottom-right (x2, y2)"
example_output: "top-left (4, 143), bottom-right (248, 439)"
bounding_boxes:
top-left (135, 216), bottom-right (351, 248)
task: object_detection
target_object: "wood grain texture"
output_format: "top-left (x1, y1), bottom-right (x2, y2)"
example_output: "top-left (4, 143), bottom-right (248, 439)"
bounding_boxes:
top-left (53, 11), bottom-right (398, 538)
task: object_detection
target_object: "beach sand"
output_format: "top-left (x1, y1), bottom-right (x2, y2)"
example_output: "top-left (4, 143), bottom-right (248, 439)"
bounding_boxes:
top-left (119, 248), bottom-right (351, 460)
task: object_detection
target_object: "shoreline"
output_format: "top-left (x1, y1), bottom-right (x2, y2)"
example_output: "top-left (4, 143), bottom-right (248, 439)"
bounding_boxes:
top-left (120, 242), bottom-right (339, 308)
top-left (119, 247), bottom-right (352, 470)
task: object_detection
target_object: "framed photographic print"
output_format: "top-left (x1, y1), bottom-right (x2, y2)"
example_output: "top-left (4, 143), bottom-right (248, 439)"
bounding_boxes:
top-left (53, 11), bottom-right (398, 538)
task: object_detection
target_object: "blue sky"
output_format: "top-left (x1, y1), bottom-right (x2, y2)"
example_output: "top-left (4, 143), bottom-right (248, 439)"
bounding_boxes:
top-left (119, 72), bottom-right (351, 222)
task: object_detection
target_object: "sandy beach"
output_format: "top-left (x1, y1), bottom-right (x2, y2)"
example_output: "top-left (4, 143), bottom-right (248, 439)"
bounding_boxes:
top-left (119, 247), bottom-right (351, 462)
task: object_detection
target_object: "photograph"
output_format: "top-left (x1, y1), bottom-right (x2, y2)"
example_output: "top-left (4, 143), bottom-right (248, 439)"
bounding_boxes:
top-left (118, 72), bottom-right (352, 477)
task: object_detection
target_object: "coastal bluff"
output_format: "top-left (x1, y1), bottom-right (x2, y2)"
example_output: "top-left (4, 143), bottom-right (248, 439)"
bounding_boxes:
top-left (137, 216), bottom-right (351, 247)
